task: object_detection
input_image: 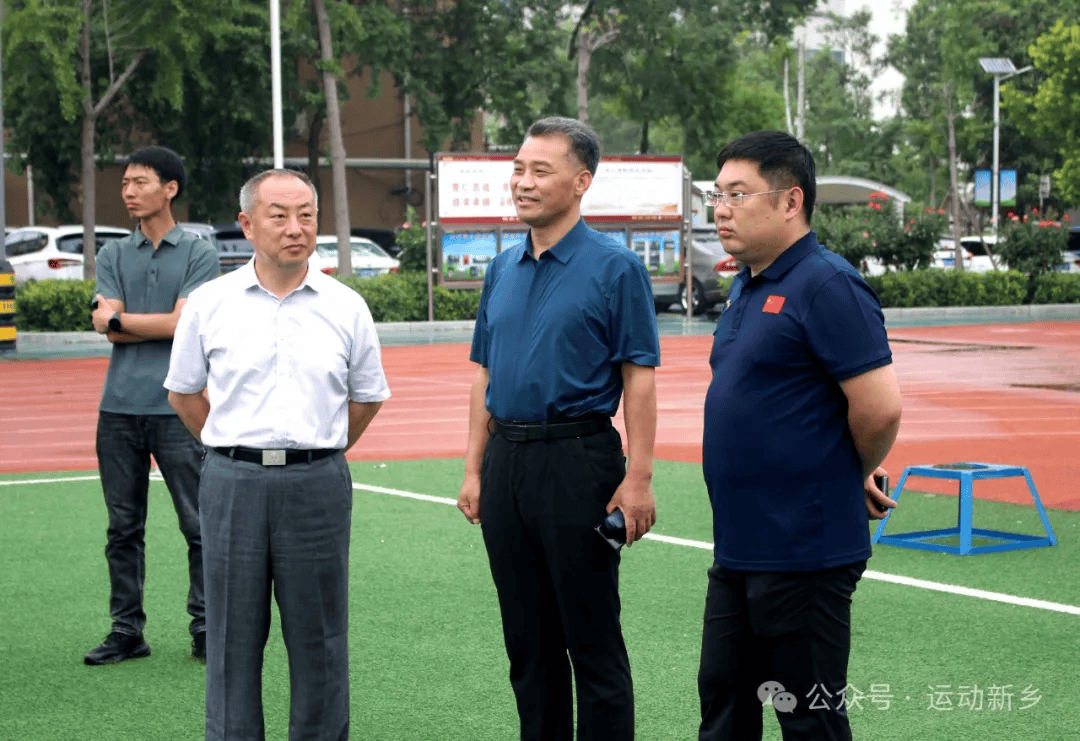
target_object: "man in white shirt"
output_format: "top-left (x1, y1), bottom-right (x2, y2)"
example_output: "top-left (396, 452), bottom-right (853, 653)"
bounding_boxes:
top-left (165, 169), bottom-right (390, 741)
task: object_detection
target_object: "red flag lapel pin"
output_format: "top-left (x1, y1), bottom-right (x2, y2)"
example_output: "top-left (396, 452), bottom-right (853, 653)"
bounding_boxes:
top-left (762, 295), bottom-right (786, 314)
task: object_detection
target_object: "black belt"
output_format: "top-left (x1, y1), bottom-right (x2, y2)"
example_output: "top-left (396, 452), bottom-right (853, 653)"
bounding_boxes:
top-left (212, 447), bottom-right (339, 466)
top-left (491, 415), bottom-right (610, 443)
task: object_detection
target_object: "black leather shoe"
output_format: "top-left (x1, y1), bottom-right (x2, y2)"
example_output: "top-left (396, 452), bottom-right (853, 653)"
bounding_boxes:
top-left (191, 632), bottom-right (206, 663)
top-left (84, 632), bottom-right (151, 666)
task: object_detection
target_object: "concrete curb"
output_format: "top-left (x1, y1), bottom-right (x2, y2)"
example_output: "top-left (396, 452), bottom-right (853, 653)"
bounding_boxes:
top-left (5, 305), bottom-right (1080, 359)
top-left (881, 304), bottom-right (1080, 325)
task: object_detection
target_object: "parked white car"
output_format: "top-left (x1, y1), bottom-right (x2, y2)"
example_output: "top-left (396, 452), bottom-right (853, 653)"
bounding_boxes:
top-left (934, 238), bottom-right (982, 272)
top-left (309, 235), bottom-right (400, 277)
top-left (4, 225), bottom-right (132, 283)
top-left (939, 234), bottom-right (1079, 273)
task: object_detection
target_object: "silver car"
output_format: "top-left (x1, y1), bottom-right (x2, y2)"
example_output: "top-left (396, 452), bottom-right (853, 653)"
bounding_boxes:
top-left (649, 230), bottom-right (735, 314)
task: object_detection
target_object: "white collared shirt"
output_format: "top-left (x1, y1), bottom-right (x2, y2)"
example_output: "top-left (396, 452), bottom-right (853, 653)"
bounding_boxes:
top-left (164, 260), bottom-right (391, 449)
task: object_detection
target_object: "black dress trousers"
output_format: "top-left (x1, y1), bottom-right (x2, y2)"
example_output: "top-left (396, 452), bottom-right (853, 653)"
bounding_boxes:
top-left (480, 424), bottom-right (634, 741)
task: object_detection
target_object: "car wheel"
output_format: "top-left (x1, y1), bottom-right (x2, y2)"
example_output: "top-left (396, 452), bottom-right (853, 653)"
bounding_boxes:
top-left (678, 280), bottom-right (707, 315)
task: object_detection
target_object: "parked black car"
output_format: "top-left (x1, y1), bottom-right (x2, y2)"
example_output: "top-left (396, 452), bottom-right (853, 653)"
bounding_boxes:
top-left (179, 222), bottom-right (253, 273)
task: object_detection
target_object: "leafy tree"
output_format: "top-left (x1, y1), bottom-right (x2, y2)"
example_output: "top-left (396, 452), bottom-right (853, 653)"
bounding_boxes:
top-left (887, 0), bottom-right (1004, 266)
top-left (3, 0), bottom-right (241, 278)
top-left (971, 2), bottom-right (1080, 213)
top-left (386, 0), bottom-right (513, 152)
top-left (1002, 20), bottom-right (1080, 206)
top-left (124, 2), bottom-right (277, 223)
top-left (799, 11), bottom-right (896, 181)
top-left (887, 0), bottom-right (1080, 220)
top-left (569, 0), bottom-right (620, 124)
top-left (482, 4), bottom-right (576, 147)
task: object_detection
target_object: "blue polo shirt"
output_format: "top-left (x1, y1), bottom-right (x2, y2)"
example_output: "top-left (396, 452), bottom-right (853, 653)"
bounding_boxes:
top-left (470, 219), bottom-right (660, 421)
top-left (702, 231), bottom-right (891, 571)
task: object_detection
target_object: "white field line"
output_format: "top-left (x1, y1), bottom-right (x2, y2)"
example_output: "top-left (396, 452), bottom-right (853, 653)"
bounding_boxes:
top-left (4, 474), bottom-right (1077, 616)
top-left (0, 475), bottom-right (101, 486)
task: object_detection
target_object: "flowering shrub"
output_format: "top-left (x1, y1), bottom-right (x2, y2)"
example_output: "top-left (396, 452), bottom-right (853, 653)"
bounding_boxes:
top-left (997, 210), bottom-right (1070, 276)
top-left (815, 193), bottom-right (943, 273)
top-left (813, 210), bottom-right (875, 271)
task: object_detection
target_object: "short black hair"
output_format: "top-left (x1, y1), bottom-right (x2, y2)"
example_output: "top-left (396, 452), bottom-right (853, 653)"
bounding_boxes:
top-left (526, 117), bottom-right (601, 175)
top-left (127, 146), bottom-right (186, 201)
top-left (715, 131), bottom-right (816, 223)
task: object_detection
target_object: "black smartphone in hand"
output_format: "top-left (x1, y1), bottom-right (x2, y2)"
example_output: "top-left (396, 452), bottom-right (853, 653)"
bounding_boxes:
top-left (873, 473), bottom-right (890, 513)
top-left (595, 509), bottom-right (626, 550)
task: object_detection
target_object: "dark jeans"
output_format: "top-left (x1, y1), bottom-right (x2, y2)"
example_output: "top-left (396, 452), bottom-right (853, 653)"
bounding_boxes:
top-left (200, 449), bottom-right (353, 741)
top-left (96, 411), bottom-right (205, 637)
top-left (698, 561), bottom-right (867, 741)
top-left (480, 426), bottom-right (634, 741)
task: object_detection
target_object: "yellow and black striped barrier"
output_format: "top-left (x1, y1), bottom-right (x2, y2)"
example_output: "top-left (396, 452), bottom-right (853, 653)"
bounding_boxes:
top-left (0, 259), bottom-right (15, 353)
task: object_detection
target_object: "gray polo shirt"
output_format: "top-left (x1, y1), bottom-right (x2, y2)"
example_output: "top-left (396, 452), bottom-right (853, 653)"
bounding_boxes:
top-left (95, 225), bottom-right (219, 415)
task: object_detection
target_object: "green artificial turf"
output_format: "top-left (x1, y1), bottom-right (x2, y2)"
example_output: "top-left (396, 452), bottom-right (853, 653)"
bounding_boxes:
top-left (1, 460), bottom-right (1077, 740)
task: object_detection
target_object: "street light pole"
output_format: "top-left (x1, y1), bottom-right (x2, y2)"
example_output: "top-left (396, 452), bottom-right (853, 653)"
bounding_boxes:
top-left (979, 58), bottom-right (1032, 238)
top-left (270, 0), bottom-right (284, 169)
top-left (991, 73), bottom-right (1000, 234)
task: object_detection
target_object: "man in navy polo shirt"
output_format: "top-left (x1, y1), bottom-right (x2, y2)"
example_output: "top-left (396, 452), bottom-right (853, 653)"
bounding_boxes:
top-left (457, 117), bottom-right (660, 741)
top-left (697, 131), bottom-right (903, 741)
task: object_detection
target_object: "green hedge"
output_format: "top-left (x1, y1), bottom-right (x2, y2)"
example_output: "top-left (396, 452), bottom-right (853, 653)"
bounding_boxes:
top-left (14, 279), bottom-right (96, 331)
top-left (13, 270), bottom-right (1080, 332)
top-left (864, 270), bottom-right (1029, 308)
top-left (861, 270), bottom-right (1080, 308)
top-left (1029, 272), bottom-right (1080, 304)
top-left (337, 272), bottom-right (481, 322)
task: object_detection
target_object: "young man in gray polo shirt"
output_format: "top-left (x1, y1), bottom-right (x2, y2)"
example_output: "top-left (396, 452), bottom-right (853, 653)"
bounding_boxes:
top-left (85, 146), bottom-right (219, 665)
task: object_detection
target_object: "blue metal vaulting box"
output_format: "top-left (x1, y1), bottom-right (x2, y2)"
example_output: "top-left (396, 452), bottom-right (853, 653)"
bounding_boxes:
top-left (871, 463), bottom-right (1058, 556)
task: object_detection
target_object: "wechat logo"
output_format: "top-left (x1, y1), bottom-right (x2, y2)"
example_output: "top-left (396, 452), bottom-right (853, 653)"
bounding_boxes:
top-left (758, 681), bottom-right (798, 714)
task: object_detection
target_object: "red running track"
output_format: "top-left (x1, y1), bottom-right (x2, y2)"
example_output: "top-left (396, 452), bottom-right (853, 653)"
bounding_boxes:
top-left (2, 321), bottom-right (1078, 510)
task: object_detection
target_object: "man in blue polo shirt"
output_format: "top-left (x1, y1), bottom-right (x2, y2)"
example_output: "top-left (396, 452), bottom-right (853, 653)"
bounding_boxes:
top-left (85, 146), bottom-right (219, 666)
top-left (457, 117), bottom-right (660, 741)
top-left (697, 131), bottom-right (903, 741)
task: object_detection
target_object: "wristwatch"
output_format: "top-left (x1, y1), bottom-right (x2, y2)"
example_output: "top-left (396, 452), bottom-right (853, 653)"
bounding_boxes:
top-left (108, 312), bottom-right (123, 333)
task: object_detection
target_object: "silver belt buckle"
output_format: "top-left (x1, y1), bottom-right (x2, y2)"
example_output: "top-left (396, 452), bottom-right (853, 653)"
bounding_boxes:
top-left (262, 449), bottom-right (287, 466)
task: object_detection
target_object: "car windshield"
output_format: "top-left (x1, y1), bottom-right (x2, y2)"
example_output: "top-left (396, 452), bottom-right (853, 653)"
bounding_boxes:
top-left (959, 240), bottom-right (992, 256)
top-left (56, 232), bottom-right (128, 254)
top-left (317, 240), bottom-right (389, 259)
top-left (215, 232), bottom-right (254, 254)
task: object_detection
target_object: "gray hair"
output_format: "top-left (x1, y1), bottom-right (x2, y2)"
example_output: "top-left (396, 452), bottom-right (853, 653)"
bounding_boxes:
top-left (525, 117), bottom-right (601, 175)
top-left (238, 169), bottom-right (319, 213)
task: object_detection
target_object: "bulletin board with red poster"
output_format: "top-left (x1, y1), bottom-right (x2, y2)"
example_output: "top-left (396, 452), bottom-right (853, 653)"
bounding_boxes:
top-left (434, 153), bottom-right (691, 290)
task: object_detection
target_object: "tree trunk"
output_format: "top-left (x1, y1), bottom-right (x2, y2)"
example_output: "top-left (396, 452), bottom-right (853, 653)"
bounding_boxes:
top-left (945, 88), bottom-right (963, 271)
top-left (636, 81), bottom-right (652, 153)
top-left (77, 0), bottom-right (145, 279)
top-left (313, 0), bottom-right (351, 277)
top-left (783, 56), bottom-right (794, 135)
top-left (928, 154), bottom-right (936, 207)
top-left (80, 0), bottom-right (96, 281)
top-left (796, 37), bottom-right (805, 141)
top-left (306, 106), bottom-right (326, 231)
top-left (577, 33), bottom-right (592, 123)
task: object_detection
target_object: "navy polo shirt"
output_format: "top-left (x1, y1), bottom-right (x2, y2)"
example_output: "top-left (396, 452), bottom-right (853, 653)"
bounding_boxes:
top-left (470, 219), bottom-right (660, 422)
top-left (702, 231), bottom-right (891, 571)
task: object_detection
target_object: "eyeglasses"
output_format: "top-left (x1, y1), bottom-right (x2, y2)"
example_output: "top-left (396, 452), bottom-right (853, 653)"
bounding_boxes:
top-left (703, 189), bottom-right (789, 208)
